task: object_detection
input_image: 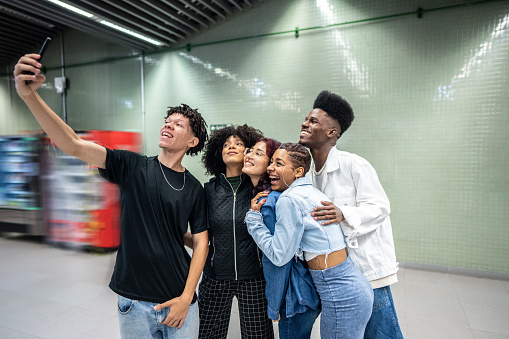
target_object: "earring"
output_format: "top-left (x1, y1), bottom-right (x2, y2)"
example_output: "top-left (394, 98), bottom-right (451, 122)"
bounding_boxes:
top-left (282, 165), bottom-right (298, 187)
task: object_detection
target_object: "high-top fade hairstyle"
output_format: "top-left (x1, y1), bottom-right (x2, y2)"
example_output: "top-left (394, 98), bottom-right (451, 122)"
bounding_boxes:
top-left (165, 104), bottom-right (208, 156)
top-left (313, 90), bottom-right (355, 137)
top-left (202, 124), bottom-right (263, 177)
top-left (253, 137), bottom-right (281, 194)
top-left (278, 142), bottom-right (311, 176)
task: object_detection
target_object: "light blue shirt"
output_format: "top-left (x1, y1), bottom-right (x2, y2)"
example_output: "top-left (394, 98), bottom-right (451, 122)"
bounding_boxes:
top-left (245, 177), bottom-right (346, 267)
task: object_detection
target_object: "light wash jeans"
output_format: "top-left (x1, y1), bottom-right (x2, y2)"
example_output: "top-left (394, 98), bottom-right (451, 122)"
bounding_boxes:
top-left (309, 256), bottom-right (373, 339)
top-left (364, 286), bottom-right (404, 339)
top-left (117, 295), bottom-right (199, 339)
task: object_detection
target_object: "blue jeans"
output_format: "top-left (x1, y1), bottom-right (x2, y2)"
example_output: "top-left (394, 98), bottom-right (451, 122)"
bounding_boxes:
top-left (310, 256), bottom-right (374, 339)
top-left (364, 286), bottom-right (404, 339)
top-left (117, 295), bottom-right (199, 339)
top-left (278, 299), bottom-right (320, 339)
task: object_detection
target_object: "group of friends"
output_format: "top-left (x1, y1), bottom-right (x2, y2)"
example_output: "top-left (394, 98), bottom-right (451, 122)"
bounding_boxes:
top-left (14, 53), bottom-right (402, 339)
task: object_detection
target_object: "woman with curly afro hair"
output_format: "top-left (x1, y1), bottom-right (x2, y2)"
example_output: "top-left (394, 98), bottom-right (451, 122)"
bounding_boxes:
top-left (197, 125), bottom-right (274, 339)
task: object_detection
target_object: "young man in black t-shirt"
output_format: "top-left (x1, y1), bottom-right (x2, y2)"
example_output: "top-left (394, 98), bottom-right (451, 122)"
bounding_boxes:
top-left (14, 53), bottom-right (209, 338)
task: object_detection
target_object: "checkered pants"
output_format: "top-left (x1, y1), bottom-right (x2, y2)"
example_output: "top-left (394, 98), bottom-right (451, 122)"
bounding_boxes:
top-left (198, 275), bottom-right (274, 339)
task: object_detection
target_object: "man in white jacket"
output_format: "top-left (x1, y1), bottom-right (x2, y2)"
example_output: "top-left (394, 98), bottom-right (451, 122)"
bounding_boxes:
top-left (299, 90), bottom-right (403, 338)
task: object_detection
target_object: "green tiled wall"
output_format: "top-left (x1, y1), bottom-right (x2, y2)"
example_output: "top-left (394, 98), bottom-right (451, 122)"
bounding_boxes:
top-left (2, 0), bottom-right (508, 274)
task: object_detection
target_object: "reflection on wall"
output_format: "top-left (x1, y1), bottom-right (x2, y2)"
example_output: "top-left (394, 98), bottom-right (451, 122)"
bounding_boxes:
top-left (316, 0), bottom-right (373, 96)
top-left (435, 13), bottom-right (509, 101)
top-left (2, 0), bottom-right (508, 275)
top-left (142, 0), bottom-right (509, 276)
top-left (177, 52), bottom-right (304, 114)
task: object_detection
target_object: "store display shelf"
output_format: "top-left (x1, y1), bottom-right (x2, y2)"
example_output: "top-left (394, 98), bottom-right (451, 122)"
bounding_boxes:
top-left (0, 135), bottom-right (43, 235)
top-left (0, 205), bottom-right (42, 210)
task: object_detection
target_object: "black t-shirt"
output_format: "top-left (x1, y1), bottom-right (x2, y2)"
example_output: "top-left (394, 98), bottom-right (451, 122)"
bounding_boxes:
top-left (99, 148), bottom-right (207, 304)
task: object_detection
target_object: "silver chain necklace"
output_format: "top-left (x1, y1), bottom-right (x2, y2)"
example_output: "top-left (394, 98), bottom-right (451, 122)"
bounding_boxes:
top-left (158, 159), bottom-right (185, 191)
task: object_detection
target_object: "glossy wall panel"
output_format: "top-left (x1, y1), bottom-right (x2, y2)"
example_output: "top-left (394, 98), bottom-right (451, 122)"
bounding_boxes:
top-left (63, 30), bottom-right (142, 133)
top-left (144, 0), bottom-right (509, 274)
top-left (0, 76), bottom-right (9, 134)
top-left (0, 34), bottom-right (65, 135)
top-left (1, 0), bottom-right (508, 275)
top-left (0, 30), bottom-right (142, 136)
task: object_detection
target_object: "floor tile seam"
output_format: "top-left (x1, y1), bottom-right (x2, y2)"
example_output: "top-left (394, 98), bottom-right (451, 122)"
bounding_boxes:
top-left (0, 325), bottom-right (44, 338)
top-left (451, 276), bottom-right (509, 288)
top-left (404, 294), bottom-right (463, 307)
top-left (0, 320), bottom-right (54, 336)
top-left (78, 323), bottom-right (118, 339)
top-left (460, 300), bottom-right (509, 312)
top-left (403, 283), bottom-right (459, 297)
top-left (25, 308), bottom-right (74, 332)
top-left (20, 309), bottom-right (115, 338)
top-left (469, 326), bottom-right (509, 337)
top-left (453, 299), bottom-right (479, 332)
top-left (460, 303), bottom-right (509, 336)
top-left (454, 285), bottom-right (509, 295)
top-left (471, 328), bottom-right (509, 336)
top-left (66, 304), bottom-right (119, 322)
top-left (403, 313), bottom-right (473, 329)
top-left (0, 299), bottom-right (71, 331)
top-left (451, 275), bottom-right (467, 308)
top-left (457, 297), bottom-right (509, 310)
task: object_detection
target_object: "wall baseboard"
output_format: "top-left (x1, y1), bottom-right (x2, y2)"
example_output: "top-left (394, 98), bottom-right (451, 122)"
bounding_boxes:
top-left (399, 261), bottom-right (509, 281)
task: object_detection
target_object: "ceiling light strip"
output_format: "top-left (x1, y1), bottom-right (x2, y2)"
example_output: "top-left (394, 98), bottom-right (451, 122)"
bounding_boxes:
top-left (100, 20), bottom-right (163, 46)
top-left (46, 0), bottom-right (94, 18)
top-left (46, 0), bottom-right (163, 46)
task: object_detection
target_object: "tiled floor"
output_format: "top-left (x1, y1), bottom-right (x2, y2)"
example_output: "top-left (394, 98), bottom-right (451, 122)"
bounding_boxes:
top-left (0, 235), bottom-right (508, 339)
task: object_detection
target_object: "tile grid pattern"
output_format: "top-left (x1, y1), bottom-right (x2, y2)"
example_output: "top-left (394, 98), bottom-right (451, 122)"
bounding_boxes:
top-left (142, 0), bottom-right (509, 275)
top-left (1, 236), bottom-right (509, 338)
top-left (1, 0), bottom-right (508, 275)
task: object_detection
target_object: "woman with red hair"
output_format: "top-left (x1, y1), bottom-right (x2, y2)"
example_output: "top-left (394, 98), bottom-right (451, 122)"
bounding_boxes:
top-left (243, 138), bottom-right (321, 339)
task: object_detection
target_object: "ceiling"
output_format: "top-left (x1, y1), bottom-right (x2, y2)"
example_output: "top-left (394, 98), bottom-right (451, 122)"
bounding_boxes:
top-left (0, 0), bottom-right (262, 72)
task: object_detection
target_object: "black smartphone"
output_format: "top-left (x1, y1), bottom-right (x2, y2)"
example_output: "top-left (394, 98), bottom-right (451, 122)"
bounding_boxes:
top-left (25, 37), bottom-right (52, 84)
top-left (38, 37), bottom-right (51, 60)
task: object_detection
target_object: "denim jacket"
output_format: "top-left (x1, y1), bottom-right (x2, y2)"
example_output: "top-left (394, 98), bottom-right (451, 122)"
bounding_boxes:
top-left (259, 190), bottom-right (320, 320)
top-left (246, 177), bottom-right (347, 268)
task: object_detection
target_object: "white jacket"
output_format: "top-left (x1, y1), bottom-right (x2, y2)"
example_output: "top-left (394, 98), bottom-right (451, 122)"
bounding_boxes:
top-left (309, 147), bottom-right (399, 282)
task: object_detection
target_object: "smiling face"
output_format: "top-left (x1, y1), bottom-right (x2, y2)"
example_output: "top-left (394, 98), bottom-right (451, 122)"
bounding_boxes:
top-left (299, 108), bottom-right (340, 149)
top-left (222, 135), bottom-right (246, 167)
top-left (242, 141), bottom-right (269, 180)
top-left (266, 149), bottom-right (300, 192)
top-left (159, 113), bottom-right (197, 152)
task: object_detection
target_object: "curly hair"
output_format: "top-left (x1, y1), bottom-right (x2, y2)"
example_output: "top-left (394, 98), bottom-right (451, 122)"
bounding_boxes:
top-left (202, 124), bottom-right (263, 177)
top-left (253, 137), bottom-right (281, 194)
top-left (313, 90), bottom-right (355, 137)
top-left (278, 142), bottom-right (311, 176)
top-left (165, 104), bottom-right (208, 156)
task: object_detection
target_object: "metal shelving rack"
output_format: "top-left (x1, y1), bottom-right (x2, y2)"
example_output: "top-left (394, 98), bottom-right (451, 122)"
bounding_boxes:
top-left (0, 135), bottom-right (44, 235)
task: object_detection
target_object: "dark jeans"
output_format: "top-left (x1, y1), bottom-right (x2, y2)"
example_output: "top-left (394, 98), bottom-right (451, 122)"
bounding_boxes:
top-left (364, 286), bottom-right (404, 339)
top-left (278, 299), bottom-right (320, 339)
